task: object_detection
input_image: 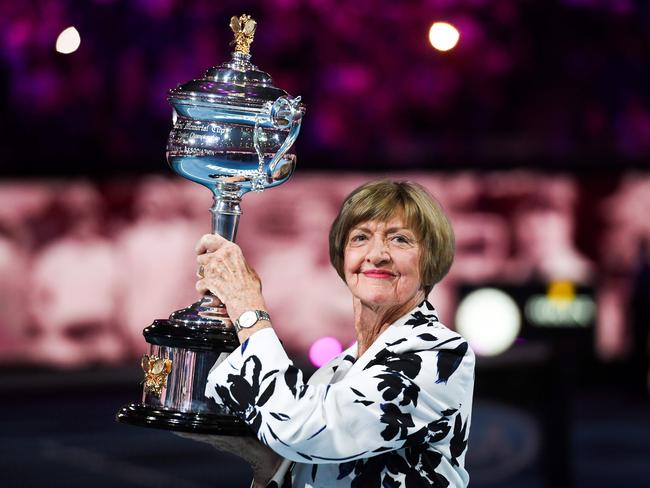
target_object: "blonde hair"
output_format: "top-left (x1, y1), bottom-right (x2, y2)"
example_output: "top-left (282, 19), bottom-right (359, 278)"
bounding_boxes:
top-left (329, 180), bottom-right (455, 295)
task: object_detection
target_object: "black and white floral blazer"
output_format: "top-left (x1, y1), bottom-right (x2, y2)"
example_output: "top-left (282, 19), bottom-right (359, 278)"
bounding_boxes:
top-left (205, 300), bottom-right (475, 487)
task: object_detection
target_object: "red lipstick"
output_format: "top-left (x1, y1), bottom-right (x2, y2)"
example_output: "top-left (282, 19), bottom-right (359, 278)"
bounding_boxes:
top-left (362, 269), bottom-right (396, 279)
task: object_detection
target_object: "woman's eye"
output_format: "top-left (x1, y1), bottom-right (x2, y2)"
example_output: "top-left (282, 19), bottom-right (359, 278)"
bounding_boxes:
top-left (350, 234), bottom-right (367, 243)
top-left (391, 235), bottom-right (410, 244)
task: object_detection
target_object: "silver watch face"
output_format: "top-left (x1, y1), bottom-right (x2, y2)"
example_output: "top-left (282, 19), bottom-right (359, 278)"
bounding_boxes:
top-left (239, 310), bottom-right (258, 328)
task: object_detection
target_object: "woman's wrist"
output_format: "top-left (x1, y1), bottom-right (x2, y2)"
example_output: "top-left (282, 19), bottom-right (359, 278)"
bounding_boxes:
top-left (228, 295), bottom-right (272, 344)
top-left (228, 295), bottom-right (267, 325)
top-left (236, 320), bottom-right (272, 344)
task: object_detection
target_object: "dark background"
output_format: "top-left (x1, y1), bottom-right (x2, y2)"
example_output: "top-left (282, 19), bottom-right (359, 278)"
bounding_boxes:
top-left (2, 0), bottom-right (650, 177)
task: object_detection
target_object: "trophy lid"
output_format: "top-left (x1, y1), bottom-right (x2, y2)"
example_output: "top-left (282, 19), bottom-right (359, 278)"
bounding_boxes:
top-left (168, 15), bottom-right (290, 111)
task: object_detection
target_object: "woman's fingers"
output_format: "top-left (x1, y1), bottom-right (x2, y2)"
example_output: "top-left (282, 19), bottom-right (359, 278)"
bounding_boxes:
top-left (194, 234), bottom-right (263, 318)
top-left (175, 431), bottom-right (246, 452)
top-left (196, 278), bottom-right (223, 298)
top-left (196, 277), bottom-right (227, 304)
top-left (195, 233), bottom-right (229, 255)
top-left (196, 278), bottom-right (210, 295)
top-left (174, 432), bottom-right (208, 442)
top-left (196, 242), bottom-right (246, 285)
top-left (197, 252), bottom-right (219, 265)
top-left (197, 239), bottom-right (241, 265)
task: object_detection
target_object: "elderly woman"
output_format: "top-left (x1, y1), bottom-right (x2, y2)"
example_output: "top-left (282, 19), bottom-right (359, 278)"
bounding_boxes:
top-left (192, 180), bottom-right (475, 487)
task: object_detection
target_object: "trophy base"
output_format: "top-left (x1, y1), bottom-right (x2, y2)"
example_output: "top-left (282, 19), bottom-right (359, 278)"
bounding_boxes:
top-left (117, 298), bottom-right (250, 436)
top-left (116, 402), bottom-right (252, 436)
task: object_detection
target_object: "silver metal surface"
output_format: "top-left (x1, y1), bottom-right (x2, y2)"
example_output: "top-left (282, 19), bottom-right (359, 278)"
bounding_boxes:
top-left (167, 40), bottom-right (305, 201)
top-left (142, 344), bottom-right (230, 414)
top-left (168, 296), bottom-right (232, 327)
top-left (168, 52), bottom-right (288, 110)
top-left (164, 17), bottom-right (305, 324)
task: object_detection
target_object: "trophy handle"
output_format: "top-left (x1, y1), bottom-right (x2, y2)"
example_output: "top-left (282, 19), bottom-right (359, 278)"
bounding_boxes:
top-left (252, 96), bottom-right (303, 191)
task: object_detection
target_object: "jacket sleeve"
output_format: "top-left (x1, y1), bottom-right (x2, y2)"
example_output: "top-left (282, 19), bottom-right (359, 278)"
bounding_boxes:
top-left (205, 327), bottom-right (474, 464)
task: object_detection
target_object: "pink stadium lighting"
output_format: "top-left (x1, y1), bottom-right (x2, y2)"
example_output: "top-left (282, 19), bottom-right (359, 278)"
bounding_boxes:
top-left (55, 26), bottom-right (81, 54)
top-left (428, 22), bottom-right (460, 52)
top-left (309, 337), bottom-right (343, 367)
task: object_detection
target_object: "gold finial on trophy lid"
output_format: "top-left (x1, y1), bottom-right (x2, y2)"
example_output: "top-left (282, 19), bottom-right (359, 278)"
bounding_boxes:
top-left (230, 14), bottom-right (257, 55)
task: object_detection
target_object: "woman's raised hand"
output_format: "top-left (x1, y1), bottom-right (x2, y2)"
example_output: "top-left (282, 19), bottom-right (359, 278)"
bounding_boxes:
top-left (195, 234), bottom-right (267, 323)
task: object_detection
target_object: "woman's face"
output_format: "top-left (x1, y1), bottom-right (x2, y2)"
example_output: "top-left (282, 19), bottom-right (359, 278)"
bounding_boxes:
top-left (343, 213), bottom-right (423, 310)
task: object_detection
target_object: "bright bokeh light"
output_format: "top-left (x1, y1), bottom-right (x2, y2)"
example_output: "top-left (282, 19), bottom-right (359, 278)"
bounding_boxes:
top-left (55, 26), bottom-right (81, 54)
top-left (456, 288), bottom-right (521, 356)
top-left (546, 280), bottom-right (576, 302)
top-left (309, 337), bottom-right (343, 367)
top-left (428, 22), bottom-right (460, 52)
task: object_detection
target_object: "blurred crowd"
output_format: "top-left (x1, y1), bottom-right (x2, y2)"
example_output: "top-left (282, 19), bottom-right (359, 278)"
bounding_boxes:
top-left (0, 172), bottom-right (648, 371)
top-left (1, 0), bottom-right (650, 174)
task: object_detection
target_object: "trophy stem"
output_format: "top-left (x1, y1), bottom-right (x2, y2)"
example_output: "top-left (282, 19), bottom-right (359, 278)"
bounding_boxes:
top-left (210, 188), bottom-right (242, 242)
top-left (196, 186), bottom-right (244, 321)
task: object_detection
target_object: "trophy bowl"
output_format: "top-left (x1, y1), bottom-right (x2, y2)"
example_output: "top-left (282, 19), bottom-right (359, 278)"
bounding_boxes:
top-left (116, 14), bottom-right (305, 435)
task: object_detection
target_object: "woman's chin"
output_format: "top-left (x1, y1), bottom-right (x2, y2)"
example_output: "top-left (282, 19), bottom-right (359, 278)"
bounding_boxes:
top-left (358, 293), bottom-right (399, 309)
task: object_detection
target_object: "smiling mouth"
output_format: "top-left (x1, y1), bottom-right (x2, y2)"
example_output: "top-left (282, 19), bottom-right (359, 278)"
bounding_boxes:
top-left (362, 270), bottom-right (396, 279)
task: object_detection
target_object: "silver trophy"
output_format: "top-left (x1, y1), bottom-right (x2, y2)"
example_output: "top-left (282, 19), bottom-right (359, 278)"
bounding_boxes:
top-left (117, 15), bottom-right (305, 434)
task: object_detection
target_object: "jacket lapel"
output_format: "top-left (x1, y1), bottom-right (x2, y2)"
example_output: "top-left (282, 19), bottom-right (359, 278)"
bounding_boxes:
top-left (346, 301), bottom-right (435, 375)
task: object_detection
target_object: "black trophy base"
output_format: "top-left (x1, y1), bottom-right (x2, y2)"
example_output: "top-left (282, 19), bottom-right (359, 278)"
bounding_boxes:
top-left (116, 403), bottom-right (252, 436)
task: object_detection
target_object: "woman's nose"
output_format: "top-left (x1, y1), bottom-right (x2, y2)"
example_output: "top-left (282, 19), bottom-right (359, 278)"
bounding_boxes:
top-left (366, 237), bottom-right (390, 263)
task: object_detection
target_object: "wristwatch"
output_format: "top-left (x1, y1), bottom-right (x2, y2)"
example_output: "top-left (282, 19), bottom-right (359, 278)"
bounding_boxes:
top-left (233, 310), bottom-right (271, 332)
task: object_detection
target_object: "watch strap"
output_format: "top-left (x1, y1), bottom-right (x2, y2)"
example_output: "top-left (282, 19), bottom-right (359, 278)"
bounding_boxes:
top-left (234, 310), bottom-right (271, 332)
